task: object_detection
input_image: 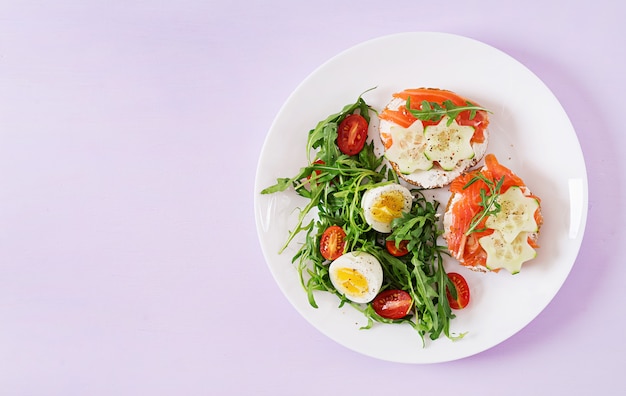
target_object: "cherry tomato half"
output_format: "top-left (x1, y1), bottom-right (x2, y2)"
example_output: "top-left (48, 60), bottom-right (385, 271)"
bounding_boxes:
top-left (446, 272), bottom-right (470, 310)
top-left (372, 289), bottom-right (413, 319)
top-left (306, 160), bottom-right (325, 184)
top-left (385, 239), bottom-right (410, 257)
top-left (319, 225), bottom-right (346, 261)
top-left (337, 114), bottom-right (368, 156)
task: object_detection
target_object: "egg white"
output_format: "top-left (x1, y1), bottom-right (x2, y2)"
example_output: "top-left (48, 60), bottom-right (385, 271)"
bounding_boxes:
top-left (328, 251), bottom-right (383, 304)
top-left (361, 183), bottom-right (413, 233)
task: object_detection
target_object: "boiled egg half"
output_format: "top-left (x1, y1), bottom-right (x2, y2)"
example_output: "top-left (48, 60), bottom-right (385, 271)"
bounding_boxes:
top-left (361, 183), bottom-right (413, 233)
top-left (329, 251), bottom-right (383, 303)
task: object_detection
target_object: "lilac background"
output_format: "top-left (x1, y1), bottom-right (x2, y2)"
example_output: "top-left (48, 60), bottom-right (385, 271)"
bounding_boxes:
top-left (1, 0), bottom-right (624, 394)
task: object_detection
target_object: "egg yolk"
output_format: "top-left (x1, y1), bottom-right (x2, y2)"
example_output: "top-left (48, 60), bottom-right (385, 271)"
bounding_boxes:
top-left (335, 267), bottom-right (368, 297)
top-left (371, 191), bottom-right (406, 224)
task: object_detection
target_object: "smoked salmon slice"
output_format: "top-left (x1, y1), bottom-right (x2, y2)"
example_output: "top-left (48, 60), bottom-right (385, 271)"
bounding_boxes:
top-left (379, 88), bottom-right (489, 144)
top-left (443, 154), bottom-right (543, 272)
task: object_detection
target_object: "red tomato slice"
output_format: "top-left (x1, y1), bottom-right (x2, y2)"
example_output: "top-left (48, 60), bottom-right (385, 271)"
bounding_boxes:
top-left (319, 225), bottom-right (346, 261)
top-left (306, 160), bottom-right (325, 184)
top-left (372, 289), bottom-right (412, 319)
top-left (337, 114), bottom-right (368, 156)
top-left (446, 272), bottom-right (470, 310)
top-left (385, 239), bottom-right (409, 257)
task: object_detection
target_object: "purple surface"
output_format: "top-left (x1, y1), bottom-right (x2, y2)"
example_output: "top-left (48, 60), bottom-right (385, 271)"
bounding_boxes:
top-left (0, 0), bottom-right (623, 394)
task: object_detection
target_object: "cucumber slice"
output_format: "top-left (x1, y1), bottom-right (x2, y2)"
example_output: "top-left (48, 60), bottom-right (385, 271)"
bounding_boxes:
top-left (485, 186), bottom-right (539, 243)
top-left (423, 116), bottom-right (475, 171)
top-left (479, 231), bottom-right (536, 274)
top-left (384, 121), bottom-right (433, 173)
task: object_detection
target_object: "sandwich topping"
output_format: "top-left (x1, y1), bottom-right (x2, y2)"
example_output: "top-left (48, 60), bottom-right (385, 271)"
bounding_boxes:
top-left (379, 88), bottom-right (490, 188)
top-left (443, 154), bottom-right (543, 274)
top-left (423, 116), bottom-right (475, 171)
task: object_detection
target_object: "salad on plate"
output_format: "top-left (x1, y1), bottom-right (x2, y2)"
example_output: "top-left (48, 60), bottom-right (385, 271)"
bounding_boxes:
top-left (261, 87), bottom-right (542, 345)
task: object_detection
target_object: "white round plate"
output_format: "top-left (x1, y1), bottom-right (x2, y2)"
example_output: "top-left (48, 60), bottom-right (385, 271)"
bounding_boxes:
top-left (254, 32), bottom-right (588, 363)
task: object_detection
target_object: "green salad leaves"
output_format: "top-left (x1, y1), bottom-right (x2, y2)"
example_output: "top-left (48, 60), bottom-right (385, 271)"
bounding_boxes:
top-left (463, 173), bottom-right (506, 236)
top-left (261, 92), bottom-right (465, 345)
top-left (406, 97), bottom-right (490, 126)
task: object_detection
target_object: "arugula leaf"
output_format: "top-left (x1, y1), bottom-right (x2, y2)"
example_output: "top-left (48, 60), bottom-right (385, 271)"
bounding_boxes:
top-left (405, 97), bottom-right (490, 126)
top-left (463, 173), bottom-right (506, 235)
top-left (379, 191), bottom-right (464, 342)
top-left (260, 178), bottom-right (292, 194)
